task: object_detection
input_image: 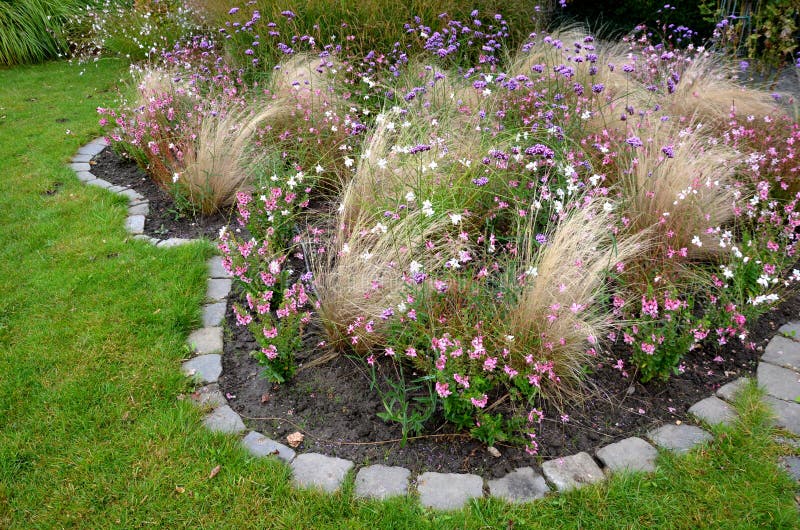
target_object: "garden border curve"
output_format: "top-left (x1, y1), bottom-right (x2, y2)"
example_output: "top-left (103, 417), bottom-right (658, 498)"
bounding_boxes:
top-left (70, 138), bottom-right (800, 510)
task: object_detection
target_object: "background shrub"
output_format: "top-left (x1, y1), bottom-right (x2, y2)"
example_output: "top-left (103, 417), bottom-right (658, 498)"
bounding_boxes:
top-left (0, 0), bottom-right (84, 65)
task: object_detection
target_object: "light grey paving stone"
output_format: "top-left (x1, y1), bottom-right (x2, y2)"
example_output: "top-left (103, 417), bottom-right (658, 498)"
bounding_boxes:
top-left (764, 336), bottom-right (800, 372)
top-left (107, 184), bottom-right (129, 193)
top-left (207, 256), bottom-right (232, 279)
top-left (157, 237), bottom-right (192, 248)
top-left (780, 456), bottom-right (800, 482)
top-left (181, 354), bottom-right (222, 383)
top-left (202, 302), bottom-right (227, 327)
top-left (75, 171), bottom-right (96, 183)
top-left (203, 405), bottom-right (245, 434)
top-left (688, 396), bottom-right (738, 426)
top-left (716, 378), bottom-right (749, 402)
top-left (242, 431), bottom-right (296, 463)
top-left (125, 215), bottom-right (145, 234)
top-left (70, 162), bottom-right (91, 172)
top-left (207, 278), bottom-right (232, 302)
top-left (416, 472), bottom-right (483, 510)
top-left (487, 467), bottom-right (549, 503)
top-left (119, 188), bottom-right (144, 202)
top-left (128, 202), bottom-right (150, 217)
top-left (764, 396), bottom-right (800, 436)
top-left (186, 327), bottom-right (223, 355)
top-left (595, 437), bottom-right (657, 473)
top-left (354, 465), bottom-right (410, 500)
top-left (85, 178), bottom-right (112, 189)
top-left (291, 453), bottom-right (353, 493)
top-left (774, 436), bottom-right (800, 449)
top-left (132, 234), bottom-right (159, 245)
top-left (647, 424), bottom-right (713, 454)
top-left (189, 383), bottom-right (225, 408)
top-left (779, 322), bottom-right (800, 341)
top-left (541, 452), bottom-right (604, 492)
top-left (758, 362), bottom-right (800, 402)
top-left (78, 139), bottom-right (107, 156)
top-left (71, 153), bottom-right (93, 163)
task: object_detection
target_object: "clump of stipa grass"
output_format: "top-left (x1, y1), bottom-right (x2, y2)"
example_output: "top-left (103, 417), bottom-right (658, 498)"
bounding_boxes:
top-left (505, 199), bottom-right (645, 405)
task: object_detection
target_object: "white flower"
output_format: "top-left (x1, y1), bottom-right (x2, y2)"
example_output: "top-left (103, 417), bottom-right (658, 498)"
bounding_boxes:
top-left (427, 160), bottom-right (438, 171)
top-left (445, 258), bottom-right (461, 269)
top-left (371, 222), bottom-right (388, 234)
top-left (315, 164), bottom-right (324, 174)
top-left (397, 302), bottom-right (407, 312)
top-left (341, 243), bottom-right (350, 254)
top-left (721, 265), bottom-right (734, 279)
top-left (603, 201), bottom-right (614, 213)
top-left (376, 158), bottom-right (388, 169)
top-left (422, 200), bottom-right (434, 217)
top-left (344, 157), bottom-right (354, 168)
top-left (409, 260), bottom-right (423, 274)
top-left (405, 190), bottom-right (416, 202)
top-left (691, 235), bottom-right (703, 247)
top-left (172, 173), bottom-right (180, 183)
top-left (449, 213), bottom-right (462, 225)
top-left (525, 266), bottom-right (538, 277)
top-left (361, 251), bottom-right (373, 261)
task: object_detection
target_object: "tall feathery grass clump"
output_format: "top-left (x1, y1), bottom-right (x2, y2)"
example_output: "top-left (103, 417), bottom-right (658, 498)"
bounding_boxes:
top-left (0, 0), bottom-right (82, 65)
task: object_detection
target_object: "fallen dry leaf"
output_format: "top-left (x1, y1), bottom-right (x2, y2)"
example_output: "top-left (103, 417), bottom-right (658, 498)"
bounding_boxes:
top-left (286, 432), bottom-right (304, 448)
top-left (487, 446), bottom-right (501, 458)
top-left (208, 465), bottom-right (221, 479)
top-left (175, 486), bottom-right (185, 494)
top-left (260, 393), bottom-right (271, 404)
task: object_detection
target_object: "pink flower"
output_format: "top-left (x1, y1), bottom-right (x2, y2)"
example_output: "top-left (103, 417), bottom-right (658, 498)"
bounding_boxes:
top-left (435, 382), bottom-right (452, 398)
top-left (471, 394), bottom-right (489, 408)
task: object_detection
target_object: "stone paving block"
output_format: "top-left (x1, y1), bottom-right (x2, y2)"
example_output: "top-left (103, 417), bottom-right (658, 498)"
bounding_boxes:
top-left (487, 467), bottom-right (549, 503)
top-left (763, 336), bottom-right (800, 372)
top-left (780, 456), bottom-right (800, 483)
top-left (69, 162), bottom-right (91, 172)
top-left (125, 215), bottom-right (145, 234)
top-left (291, 453), bottom-right (353, 493)
top-left (354, 465), bottom-right (410, 500)
top-left (75, 170), bottom-right (96, 183)
top-left (157, 237), bottom-right (192, 248)
top-left (647, 424), bottom-right (713, 454)
top-left (764, 396), bottom-right (800, 436)
top-left (758, 362), bottom-right (800, 402)
top-left (688, 396), bottom-right (738, 426)
top-left (132, 234), bottom-right (159, 245)
top-left (189, 383), bottom-right (225, 408)
top-left (716, 378), bottom-right (749, 402)
top-left (71, 153), bottom-right (93, 163)
top-left (107, 184), bottom-right (128, 193)
top-left (202, 302), bottom-right (227, 327)
top-left (541, 452), bottom-right (604, 492)
top-left (186, 327), bottom-right (223, 355)
top-left (596, 437), bottom-right (658, 473)
top-left (417, 472), bottom-right (483, 510)
top-left (78, 139), bottom-right (107, 156)
top-left (128, 202), bottom-right (150, 217)
top-left (242, 431), bottom-right (296, 463)
top-left (779, 321), bottom-right (800, 341)
top-left (85, 178), bottom-right (112, 189)
top-left (207, 256), bottom-right (232, 279)
top-left (203, 405), bottom-right (245, 434)
top-left (207, 278), bottom-right (232, 302)
top-left (119, 188), bottom-right (144, 202)
top-left (182, 354), bottom-right (222, 383)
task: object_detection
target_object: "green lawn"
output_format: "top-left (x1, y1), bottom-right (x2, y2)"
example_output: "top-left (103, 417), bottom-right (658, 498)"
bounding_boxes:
top-left (0, 59), bottom-right (798, 529)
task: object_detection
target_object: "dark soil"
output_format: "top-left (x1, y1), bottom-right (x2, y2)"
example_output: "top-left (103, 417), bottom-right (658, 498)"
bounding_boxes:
top-left (90, 147), bottom-right (231, 240)
top-left (91, 145), bottom-right (800, 478)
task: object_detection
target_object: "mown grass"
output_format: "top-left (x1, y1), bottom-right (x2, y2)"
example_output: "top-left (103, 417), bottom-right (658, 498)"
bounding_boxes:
top-left (0, 58), bottom-right (798, 529)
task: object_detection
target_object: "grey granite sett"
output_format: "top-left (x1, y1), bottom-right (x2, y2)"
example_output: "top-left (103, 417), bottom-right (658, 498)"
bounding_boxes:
top-left (125, 215), bottom-right (145, 234)
top-left (757, 362), bottom-right (800, 402)
top-left (203, 405), bottom-right (246, 434)
top-left (119, 188), bottom-right (144, 202)
top-left (541, 452), bottom-right (604, 492)
top-left (181, 354), bottom-right (222, 383)
top-left (780, 456), bottom-right (800, 482)
top-left (354, 464), bottom-right (410, 500)
top-left (596, 437), bottom-right (657, 473)
top-left (764, 396), bottom-right (800, 436)
top-left (128, 202), bottom-right (150, 217)
top-left (69, 162), bottom-right (91, 172)
top-left (207, 278), bottom-right (232, 302)
top-left (189, 383), bottom-right (226, 408)
top-left (716, 378), bottom-right (748, 402)
top-left (157, 237), bottom-right (192, 248)
top-left (85, 178), bottom-right (112, 189)
top-left (71, 153), bottom-right (93, 163)
top-left (291, 453), bottom-right (353, 493)
top-left (202, 302), bottom-right (227, 327)
top-left (779, 321), bottom-right (800, 341)
top-left (242, 431), bottom-right (296, 463)
top-left (107, 184), bottom-right (128, 193)
top-left (186, 327), bottom-right (223, 355)
top-left (75, 170), bottom-right (96, 183)
top-left (647, 424), bottom-right (713, 454)
top-left (688, 396), bottom-right (738, 426)
top-left (763, 336), bottom-right (800, 372)
top-left (487, 467), bottom-right (549, 503)
top-left (416, 472), bottom-right (483, 510)
top-left (207, 256), bottom-right (232, 279)
top-left (78, 139), bottom-right (108, 156)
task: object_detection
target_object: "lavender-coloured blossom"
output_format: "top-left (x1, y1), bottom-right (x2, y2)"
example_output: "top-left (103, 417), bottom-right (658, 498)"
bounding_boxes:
top-left (472, 176), bottom-right (489, 186)
top-left (626, 136), bottom-right (643, 148)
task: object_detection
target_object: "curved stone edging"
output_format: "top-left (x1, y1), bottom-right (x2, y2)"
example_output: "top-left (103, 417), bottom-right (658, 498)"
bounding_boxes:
top-left (70, 139), bottom-right (800, 510)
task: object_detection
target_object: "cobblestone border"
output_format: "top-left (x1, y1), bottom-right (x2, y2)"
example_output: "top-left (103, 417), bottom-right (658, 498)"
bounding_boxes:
top-left (71, 139), bottom-right (800, 510)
